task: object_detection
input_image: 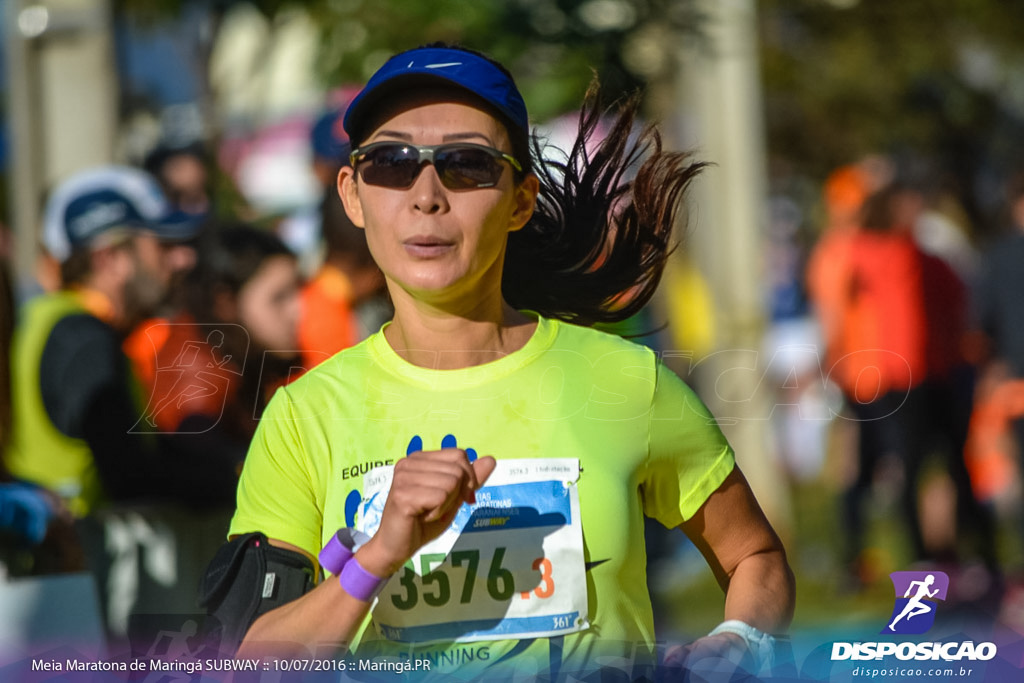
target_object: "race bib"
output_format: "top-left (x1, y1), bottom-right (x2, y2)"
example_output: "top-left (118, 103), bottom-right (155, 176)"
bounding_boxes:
top-left (355, 459), bottom-right (589, 643)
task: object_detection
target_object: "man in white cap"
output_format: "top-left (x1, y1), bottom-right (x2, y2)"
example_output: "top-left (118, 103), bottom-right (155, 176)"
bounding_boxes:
top-left (5, 165), bottom-right (234, 517)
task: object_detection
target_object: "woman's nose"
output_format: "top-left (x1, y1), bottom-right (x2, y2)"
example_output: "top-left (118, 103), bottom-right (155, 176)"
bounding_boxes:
top-left (411, 164), bottom-right (449, 214)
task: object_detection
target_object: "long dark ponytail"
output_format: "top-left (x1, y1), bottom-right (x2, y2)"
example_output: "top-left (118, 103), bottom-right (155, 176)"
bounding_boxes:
top-left (374, 44), bottom-right (706, 326)
top-left (504, 83), bottom-right (707, 327)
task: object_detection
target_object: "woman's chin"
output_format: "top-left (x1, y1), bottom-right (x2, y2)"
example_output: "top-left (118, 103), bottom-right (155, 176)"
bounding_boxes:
top-left (391, 271), bottom-right (466, 299)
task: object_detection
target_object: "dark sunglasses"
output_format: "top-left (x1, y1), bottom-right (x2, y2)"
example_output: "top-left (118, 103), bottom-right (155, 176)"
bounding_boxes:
top-left (349, 142), bottom-right (523, 190)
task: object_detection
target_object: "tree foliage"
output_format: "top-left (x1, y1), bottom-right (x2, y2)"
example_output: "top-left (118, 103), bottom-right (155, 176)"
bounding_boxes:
top-left (116, 0), bottom-right (1024, 228)
top-left (759, 0), bottom-right (1024, 226)
top-left (116, 0), bottom-right (704, 122)
top-left (302, 0), bottom-right (705, 122)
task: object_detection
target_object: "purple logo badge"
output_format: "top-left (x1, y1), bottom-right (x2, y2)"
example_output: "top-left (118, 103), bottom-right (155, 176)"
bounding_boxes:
top-left (883, 571), bottom-right (949, 635)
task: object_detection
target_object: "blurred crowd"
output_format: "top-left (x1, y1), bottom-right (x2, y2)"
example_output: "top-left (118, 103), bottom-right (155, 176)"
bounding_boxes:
top-left (3, 104), bottom-right (1024, 651)
top-left (0, 107), bottom-right (389, 648)
top-left (760, 154), bottom-right (1024, 604)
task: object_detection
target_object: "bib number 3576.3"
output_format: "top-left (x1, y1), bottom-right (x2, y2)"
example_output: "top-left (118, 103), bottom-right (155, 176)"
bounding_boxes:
top-left (357, 459), bottom-right (588, 644)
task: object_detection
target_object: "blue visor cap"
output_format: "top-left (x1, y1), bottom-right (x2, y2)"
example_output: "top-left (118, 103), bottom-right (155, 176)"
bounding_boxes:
top-left (44, 165), bottom-right (205, 262)
top-left (63, 189), bottom-right (201, 248)
top-left (343, 47), bottom-right (529, 141)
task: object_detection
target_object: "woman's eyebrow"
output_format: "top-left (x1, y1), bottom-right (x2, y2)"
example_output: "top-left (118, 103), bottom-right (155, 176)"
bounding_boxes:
top-left (369, 130), bottom-right (414, 141)
top-left (366, 130), bottom-right (496, 145)
top-left (442, 132), bottom-right (495, 145)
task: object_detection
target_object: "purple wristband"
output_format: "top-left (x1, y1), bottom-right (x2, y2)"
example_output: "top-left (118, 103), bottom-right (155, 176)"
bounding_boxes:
top-left (340, 556), bottom-right (388, 602)
top-left (318, 530), bottom-right (354, 576)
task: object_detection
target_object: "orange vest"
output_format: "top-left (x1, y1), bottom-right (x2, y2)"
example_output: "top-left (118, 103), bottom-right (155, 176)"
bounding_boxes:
top-left (297, 265), bottom-right (359, 370)
top-left (813, 232), bottom-right (928, 402)
top-left (125, 316), bottom-right (242, 433)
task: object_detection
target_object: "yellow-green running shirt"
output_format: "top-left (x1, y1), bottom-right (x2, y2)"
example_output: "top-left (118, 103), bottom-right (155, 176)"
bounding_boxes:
top-left (230, 315), bottom-right (734, 678)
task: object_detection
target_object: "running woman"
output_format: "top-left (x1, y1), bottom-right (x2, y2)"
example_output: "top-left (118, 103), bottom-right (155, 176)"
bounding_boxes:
top-left (226, 43), bottom-right (795, 680)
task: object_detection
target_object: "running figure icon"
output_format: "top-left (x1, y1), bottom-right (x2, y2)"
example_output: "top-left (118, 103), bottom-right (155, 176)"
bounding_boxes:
top-left (888, 574), bottom-right (939, 631)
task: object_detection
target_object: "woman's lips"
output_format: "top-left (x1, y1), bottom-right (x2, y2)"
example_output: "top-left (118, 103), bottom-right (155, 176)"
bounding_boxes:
top-left (403, 236), bottom-right (455, 258)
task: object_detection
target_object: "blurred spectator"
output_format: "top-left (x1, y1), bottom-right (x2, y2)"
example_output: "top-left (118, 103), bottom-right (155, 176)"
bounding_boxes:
top-left (812, 178), bottom-right (996, 579)
top-left (139, 224), bottom-right (301, 443)
top-left (308, 106), bottom-right (350, 188)
top-left (972, 174), bottom-right (1024, 516)
top-left (919, 240), bottom-right (997, 570)
top-left (1, 251), bottom-right (50, 565)
top-left (277, 106), bottom-right (349, 275)
top-left (1, 229), bottom-right (81, 576)
top-left (4, 166), bottom-right (235, 516)
top-left (297, 183), bottom-right (388, 370)
top-left (123, 145), bottom-right (209, 390)
top-left (143, 141), bottom-right (214, 219)
top-left (3, 166), bottom-right (250, 640)
top-left (806, 159), bottom-right (889, 362)
top-left (809, 182), bottom-right (931, 580)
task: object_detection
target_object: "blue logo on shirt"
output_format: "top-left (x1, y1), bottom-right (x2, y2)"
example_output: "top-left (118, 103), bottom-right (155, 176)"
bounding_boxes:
top-left (344, 434), bottom-right (479, 526)
top-left (407, 433), bottom-right (478, 461)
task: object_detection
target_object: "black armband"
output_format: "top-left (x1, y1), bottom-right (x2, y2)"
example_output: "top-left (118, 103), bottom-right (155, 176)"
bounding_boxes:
top-left (197, 532), bottom-right (320, 655)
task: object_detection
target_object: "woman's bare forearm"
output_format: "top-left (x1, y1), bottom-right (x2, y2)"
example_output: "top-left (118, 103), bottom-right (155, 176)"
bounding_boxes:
top-left (236, 574), bottom-right (372, 658)
top-left (723, 547), bottom-right (796, 633)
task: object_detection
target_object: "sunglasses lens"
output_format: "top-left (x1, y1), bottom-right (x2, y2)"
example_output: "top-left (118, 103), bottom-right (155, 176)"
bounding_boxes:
top-left (358, 145), bottom-right (420, 188)
top-left (436, 147), bottom-right (505, 189)
top-left (354, 144), bottom-right (511, 189)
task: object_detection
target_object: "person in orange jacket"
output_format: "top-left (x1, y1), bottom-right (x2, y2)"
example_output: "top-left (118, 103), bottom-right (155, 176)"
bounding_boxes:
top-left (297, 180), bottom-right (387, 371)
top-left (810, 181), bottom-right (930, 578)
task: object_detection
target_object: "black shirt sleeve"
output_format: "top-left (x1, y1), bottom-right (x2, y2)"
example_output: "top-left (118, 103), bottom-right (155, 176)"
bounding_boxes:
top-left (40, 314), bottom-right (240, 507)
top-left (41, 314), bottom-right (164, 501)
top-left (40, 314), bottom-right (126, 440)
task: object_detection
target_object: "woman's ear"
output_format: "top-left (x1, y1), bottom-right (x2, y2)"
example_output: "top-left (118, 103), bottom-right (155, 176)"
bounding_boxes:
top-left (508, 174), bottom-right (540, 233)
top-left (338, 167), bottom-right (365, 228)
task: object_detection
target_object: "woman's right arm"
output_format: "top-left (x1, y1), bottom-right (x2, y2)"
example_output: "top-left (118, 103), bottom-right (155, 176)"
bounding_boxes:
top-left (236, 539), bottom-right (376, 657)
top-left (236, 449), bottom-right (497, 657)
